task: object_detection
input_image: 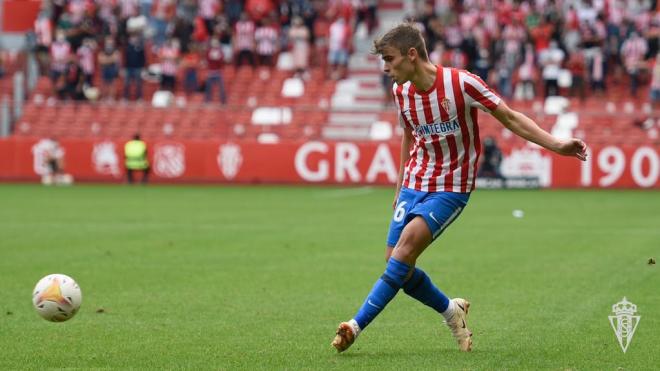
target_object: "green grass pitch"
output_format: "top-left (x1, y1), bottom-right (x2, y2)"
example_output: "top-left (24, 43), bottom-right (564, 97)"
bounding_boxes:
top-left (0, 184), bottom-right (658, 370)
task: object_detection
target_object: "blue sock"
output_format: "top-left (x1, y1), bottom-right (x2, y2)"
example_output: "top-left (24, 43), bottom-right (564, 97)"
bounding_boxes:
top-left (354, 257), bottom-right (411, 330)
top-left (402, 267), bottom-right (450, 314)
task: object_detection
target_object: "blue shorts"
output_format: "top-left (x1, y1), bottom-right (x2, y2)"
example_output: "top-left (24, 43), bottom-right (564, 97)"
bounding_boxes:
top-left (386, 188), bottom-right (470, 247)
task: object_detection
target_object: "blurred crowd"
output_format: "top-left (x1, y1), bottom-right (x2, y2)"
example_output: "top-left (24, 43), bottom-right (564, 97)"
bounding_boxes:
top-left (410, 0), bottom-right (660, 102)
top-left (30, 0), bottom-right (660, 104)
top-left (32, 0), bottom-right (377, 102)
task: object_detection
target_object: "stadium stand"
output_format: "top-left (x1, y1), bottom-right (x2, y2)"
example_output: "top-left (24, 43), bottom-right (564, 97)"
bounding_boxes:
top-left (1, 0), bottom-right (659, 145)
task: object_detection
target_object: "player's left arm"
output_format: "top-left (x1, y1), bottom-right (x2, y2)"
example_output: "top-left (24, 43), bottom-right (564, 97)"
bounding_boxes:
top-left (491, 102), bottom-right (588, 161)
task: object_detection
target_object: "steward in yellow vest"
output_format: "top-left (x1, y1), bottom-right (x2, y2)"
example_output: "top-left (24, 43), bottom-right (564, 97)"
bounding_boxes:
top-left (124, 134), bottom-right (149, 184)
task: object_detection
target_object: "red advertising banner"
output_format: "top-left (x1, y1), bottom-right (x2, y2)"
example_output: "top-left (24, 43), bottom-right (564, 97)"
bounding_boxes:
top-left (0, 137), bottom-right (658, 188)
top-left (1, 0), bottom-right (41, 32)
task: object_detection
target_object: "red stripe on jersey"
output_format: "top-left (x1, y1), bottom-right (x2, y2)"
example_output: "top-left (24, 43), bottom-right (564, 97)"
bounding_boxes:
top-left (444, 135), bottom-right (459, 191)
top-left (395, 85), bottom-right (412, 190)
top-left (421, 91), bottom-right (434, 125)
top-left (465, 82), bottom-right (498, 111)
top-left (436, 67), bottom-right (450, 121)
top-left (421, 93), bottom-right (442, 192)
top-left (470, 107), bottom-right (482, 190)
top-left (451, 68), bottom-right (471, 193)
top-left (407, 87), bottom-right (426, 191)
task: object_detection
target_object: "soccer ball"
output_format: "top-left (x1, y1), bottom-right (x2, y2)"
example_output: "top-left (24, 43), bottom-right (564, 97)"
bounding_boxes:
top-left (32, 274), bottom-right (82, 322)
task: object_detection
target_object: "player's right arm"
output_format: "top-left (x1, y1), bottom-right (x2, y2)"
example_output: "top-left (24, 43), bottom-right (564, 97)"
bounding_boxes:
top-left (394, 127), bottom-right (413, 209)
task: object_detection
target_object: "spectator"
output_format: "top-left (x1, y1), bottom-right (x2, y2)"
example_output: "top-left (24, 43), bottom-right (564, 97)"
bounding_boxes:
top-left (359, 0), bottom-right (378, 36)
top-left (34, 9), bottom-right (53, 76)
top-left (447, 47), bottom-right (467, 69)
top-left (620, 30), bottom-right (649, 97)
top-left (473, 47), bottom-right (492, 84)
top-left (246, 0), bottom-right (275, 23)
top-left (159, 38), bottom-right (180, 91)
top-left (234, 12), bottom-right (256, 67)
top-left (495, 55), bottom-right (514, 98)
top-left (590, 47), bottom-right (606, 94)
top-left (566, 49), bottom-right (587, 101)
top-left (224, 0), bottom-right (243, 25)
top-left (76, 38), bottom-right (95, 86)
top-left (182, 42), bottom-right (201, 96)
top-left (563, 5), bottom-right (581, 53)
top-left (198, 0), bottom-right (220, 36)
top-left (172, 16), bottom-right (194, 54)
top-left (429, 41), bottom-right (446, 66)
top-left (328, 16), bottom-right (351, 80)
top-left (97, 0), bottom-right (119, 38)
top-left (255, 17), bottom-right (279, 67)
top-left (502, 16), bottom-right (526, 59)
top-left (60, 55), bottom-right (85, 100)
top-left (529, 15), bottom-right (554, 53)
top-left (650, 52), bottom-right (660, 105)
top-left (67, 0), bottom-right (87, 26)
top-left (31, 0), bottom-right (660, 105)
top-left (646, 14), bottom-right (660, 58)
top-left (50, 29), bottom-right (71, 97)
top-left (478, 137), bottom-right (504, 180)
top-left (99, 37), bottom-right (121, 101)
top-left (515, 43), bottom-right (537, 100)
top-left (214, 17), bottom-right (234, 63)
top-left (205, 38), bottom-right (227, 104)
top-left (442, 17), bottom-right (462, 49)
top-left (123, 34), bottom-right (146, 100)
top-left (288, 16), bottom-right (310, 77)
top-left (151, 0), bottom-right (176, 49)
top-left (193, 15), bottom-right (210, 44)
top-left (313, 13), bottom-right (330, 70)
top-left (539, 40), bottom-right (565, 97)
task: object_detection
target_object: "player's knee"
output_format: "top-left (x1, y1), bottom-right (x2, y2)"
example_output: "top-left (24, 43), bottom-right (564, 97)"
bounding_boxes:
top-left (392, 240), bottom-right (416, 264)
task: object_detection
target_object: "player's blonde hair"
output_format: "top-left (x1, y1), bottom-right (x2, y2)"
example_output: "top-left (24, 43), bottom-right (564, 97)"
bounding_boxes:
top-left (372, 23), bottom-right (429, 61)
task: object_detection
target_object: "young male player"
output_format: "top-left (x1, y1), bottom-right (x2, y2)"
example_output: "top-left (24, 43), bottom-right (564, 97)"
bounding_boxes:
top-left (331, 24), bottom-right (588, 353)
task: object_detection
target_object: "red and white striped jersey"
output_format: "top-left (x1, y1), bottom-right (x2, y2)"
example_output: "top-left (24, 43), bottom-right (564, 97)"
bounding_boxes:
top-left (34, 17), bottom-right (52, 46)
top-left (77, 45), bottom-right (95, 74)
top-left (255, 26), bottom-right (279, 56)
top-left (118, 0), bottom-right (139, 19)
top-left (235, 20), bottom-right (255, 51)
top-left (393, 66), bottom-right (501, 193)
top-left (198, 0), bottom-right (219, 19)
top-left (159, 45), bottom-right (179, 76)
top-left (50, 41), bottom-right (71, 72)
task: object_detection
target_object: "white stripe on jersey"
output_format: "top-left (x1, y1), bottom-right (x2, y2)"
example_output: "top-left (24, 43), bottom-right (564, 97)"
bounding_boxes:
top-left (420, 92), bottom-right (437, 191)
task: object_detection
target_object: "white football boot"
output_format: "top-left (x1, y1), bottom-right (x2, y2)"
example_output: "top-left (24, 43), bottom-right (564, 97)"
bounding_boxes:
top-left (445, 298), bottom-right (473, 352)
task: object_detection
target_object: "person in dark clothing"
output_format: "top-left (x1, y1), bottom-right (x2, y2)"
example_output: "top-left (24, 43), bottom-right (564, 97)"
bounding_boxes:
top-left (478, 137), bottom-right (504, 179)
top-left (123, 34), bottom-right (146, 100)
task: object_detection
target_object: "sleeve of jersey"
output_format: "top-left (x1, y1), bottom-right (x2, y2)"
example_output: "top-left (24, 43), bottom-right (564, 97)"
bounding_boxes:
top-left (462, 71), bottom-right (502, 113)
top-left (392, 85), bottom-right (411, 129)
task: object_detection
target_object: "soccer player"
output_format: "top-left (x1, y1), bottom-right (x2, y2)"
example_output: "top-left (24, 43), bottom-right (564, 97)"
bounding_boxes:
top-left (331, 24), bottom-right (587, 353)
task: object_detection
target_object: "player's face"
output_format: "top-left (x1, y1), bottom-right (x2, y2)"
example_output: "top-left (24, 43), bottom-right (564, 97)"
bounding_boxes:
top-left (381, 46), bottom-right (414, 84)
